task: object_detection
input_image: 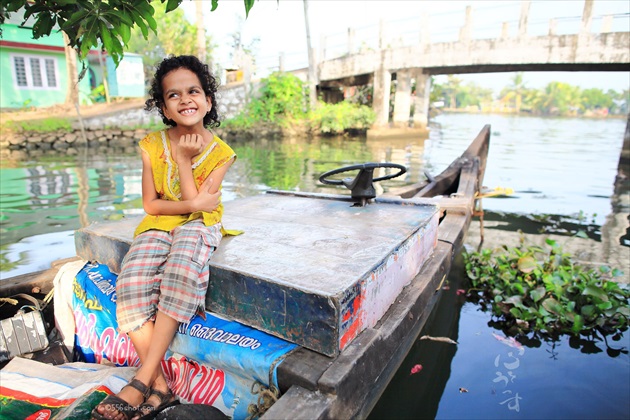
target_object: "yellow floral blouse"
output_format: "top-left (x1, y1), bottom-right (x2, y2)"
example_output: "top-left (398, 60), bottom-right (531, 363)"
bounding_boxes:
top-left (134, 130), bottom-right (237, 237)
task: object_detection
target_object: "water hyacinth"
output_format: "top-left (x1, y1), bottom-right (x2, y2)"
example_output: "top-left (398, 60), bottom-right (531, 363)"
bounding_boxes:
top-left (463, 238), bottom-right (629, 336)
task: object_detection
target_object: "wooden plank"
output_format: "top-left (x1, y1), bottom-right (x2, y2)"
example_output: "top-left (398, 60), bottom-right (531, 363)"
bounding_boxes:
top-left (438, 213), bottom-right (471, 248)
top-left (261, 384), bottom-right (335, 419)
top-left (277, 348), bottom-right (334, 393)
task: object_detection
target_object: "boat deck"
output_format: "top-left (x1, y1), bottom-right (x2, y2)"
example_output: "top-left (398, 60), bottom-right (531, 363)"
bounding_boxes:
top-left (75, 193), bottom-right (439, 356)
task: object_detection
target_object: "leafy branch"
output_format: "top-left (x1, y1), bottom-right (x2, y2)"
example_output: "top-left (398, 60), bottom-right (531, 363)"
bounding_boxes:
top-left (0, 0), bottom-right (259, 67)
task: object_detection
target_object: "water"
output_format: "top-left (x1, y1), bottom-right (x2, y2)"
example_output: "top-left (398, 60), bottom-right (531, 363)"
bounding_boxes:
top-left (1, 113), bottom-right (629, 418)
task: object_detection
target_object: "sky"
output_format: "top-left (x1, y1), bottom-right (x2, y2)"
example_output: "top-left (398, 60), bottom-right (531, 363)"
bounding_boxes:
top-left (182, 0), bottom-right (630, 94)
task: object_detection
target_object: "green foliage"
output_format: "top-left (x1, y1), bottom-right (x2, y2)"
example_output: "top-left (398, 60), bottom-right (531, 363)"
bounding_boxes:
top-left (0, 0), bottom-right (257, 67)
top-left (225, 73), bottom-right (375, 135)
top-left (429, 76), bottom-right (444, 105)
top-left (310, 102), bottom-right (376, 135)
top-left (581, 88), bottom-right (614, 110)
top-left (539, 81), bottom-right (583, 114)
top-left (126, 2), bottom-right (213, 80)
top-left (2, 118), bottom-right (72, 133)
top-left (432, 74), bottom-right (628, 116)
top-left (463, 238), bottom-right (629, 337)
top-left (226, 72), bottom-right (307, 130)
top-left (89, 84), bottom-right (106, 103)
top-left (253, 72), bottom-right (308, 122)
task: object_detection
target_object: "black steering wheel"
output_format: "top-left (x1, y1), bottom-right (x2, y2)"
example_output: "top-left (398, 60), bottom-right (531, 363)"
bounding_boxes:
top-left (319, 162), bottom-right (406, 206)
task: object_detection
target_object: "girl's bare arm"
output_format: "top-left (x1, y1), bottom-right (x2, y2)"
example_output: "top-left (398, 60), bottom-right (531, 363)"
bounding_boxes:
top-left (141, 150), bottom-right (227, 215)
top-left (176, 133), bottom-right (204, 201)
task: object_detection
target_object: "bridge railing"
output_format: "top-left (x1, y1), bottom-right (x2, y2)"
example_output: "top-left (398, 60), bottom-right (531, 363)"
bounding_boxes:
top-left (319, 3), bottom-right (629, 62)
top-left (251, 1), bottom-right (628, 79)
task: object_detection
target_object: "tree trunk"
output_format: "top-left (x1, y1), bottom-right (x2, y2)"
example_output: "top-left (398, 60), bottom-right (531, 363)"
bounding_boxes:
top-left (303, 0), bottom-right (317, 110)
top-left (195, 0), bottom-right (207, 65)
top-left (62, 32), bottom-right (79, 106)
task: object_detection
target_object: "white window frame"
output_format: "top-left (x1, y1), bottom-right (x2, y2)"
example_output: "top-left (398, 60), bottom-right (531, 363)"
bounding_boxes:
top-left (10, 53), bottom-right (60, 90)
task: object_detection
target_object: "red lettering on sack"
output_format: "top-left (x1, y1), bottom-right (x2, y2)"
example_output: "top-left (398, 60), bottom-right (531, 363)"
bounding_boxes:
top-left (73, 310), bottom-right (139, 366)
top-left (163, 355), bottom-right (225, 405)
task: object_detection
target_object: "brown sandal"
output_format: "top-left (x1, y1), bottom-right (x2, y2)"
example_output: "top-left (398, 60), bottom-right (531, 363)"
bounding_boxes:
top-left (91, 378), bottom-right (150, 420)
top-left (135, 388), bottom-right (179, 420)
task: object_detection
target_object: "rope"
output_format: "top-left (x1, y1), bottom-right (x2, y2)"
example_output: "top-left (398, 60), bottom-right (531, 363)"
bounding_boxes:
top-left (475, 186), bottom-right (514, 198)
top-left (42, 288), bottom-right (55, 310)
top-left (246, 381), bottom-right (280, 420)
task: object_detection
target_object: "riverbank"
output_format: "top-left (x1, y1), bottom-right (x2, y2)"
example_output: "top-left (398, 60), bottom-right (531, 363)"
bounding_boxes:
top-left (440, 106), bottom-right (628, 119)
top-left (0, 98), bottom-right (323, 158)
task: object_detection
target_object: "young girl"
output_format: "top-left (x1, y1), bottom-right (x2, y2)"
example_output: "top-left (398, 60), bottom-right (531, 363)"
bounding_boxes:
top-left (92, 55), bottom-right (236, 420)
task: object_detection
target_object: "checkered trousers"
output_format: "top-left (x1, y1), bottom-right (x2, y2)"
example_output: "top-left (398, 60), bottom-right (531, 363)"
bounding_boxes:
top-left (116, 219), bottom-right (222, 333)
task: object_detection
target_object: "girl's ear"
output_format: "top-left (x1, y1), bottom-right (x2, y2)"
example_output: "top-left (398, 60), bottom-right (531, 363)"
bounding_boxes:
top-left (162, 104), bottom-right (170, 120)
top-left (206, 97), bottom-right (212, 112)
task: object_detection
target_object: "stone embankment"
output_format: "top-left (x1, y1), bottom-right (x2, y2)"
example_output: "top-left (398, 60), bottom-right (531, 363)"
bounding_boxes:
top-left (1, 104), bottom-right (312, 161)
top-left (1, 107), bottom-right (160, 160)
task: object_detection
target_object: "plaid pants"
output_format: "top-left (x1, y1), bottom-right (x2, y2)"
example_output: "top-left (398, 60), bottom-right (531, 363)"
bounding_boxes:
top-left (116, 219), bottom-right (221, 333)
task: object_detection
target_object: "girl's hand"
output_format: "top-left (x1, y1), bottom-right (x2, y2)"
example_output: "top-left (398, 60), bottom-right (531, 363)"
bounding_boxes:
top-left (192, 177), bottom-right (221, 213)
top-left (177, 134), bottom-right (204, 163)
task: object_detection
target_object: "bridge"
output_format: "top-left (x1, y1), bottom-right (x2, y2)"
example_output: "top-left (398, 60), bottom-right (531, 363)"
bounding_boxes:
top-left (312, 0), bottom-right (630, 128)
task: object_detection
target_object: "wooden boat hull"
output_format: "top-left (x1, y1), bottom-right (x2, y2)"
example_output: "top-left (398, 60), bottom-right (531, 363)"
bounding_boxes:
top-left (269, 126), bottom-right (490, 418)
top-left (0, 125), bottom-right (491, 419)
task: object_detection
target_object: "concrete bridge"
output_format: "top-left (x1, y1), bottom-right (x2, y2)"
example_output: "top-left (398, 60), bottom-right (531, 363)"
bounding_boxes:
top-left (314, 0), bottom-right (630, 129)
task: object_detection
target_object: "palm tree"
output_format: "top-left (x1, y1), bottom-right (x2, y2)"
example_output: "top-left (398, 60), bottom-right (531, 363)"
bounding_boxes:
top-left (500, 72), bottom-right (526, 113)
top-left (541, 82), bottom-right (583, 115)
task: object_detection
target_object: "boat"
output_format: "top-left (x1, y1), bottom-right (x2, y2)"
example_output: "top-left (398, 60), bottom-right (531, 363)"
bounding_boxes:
top-left (0, 125), bottom-right (490, 419)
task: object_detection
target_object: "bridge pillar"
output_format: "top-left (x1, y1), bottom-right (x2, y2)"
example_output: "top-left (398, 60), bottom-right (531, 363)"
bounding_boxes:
top-left (412, 71), bottom-right (431, 129)
top-left (372, 68), bottom-right (391, 127)
top-left (580, 0), bottom-right (594, 35)
top-left (518, 1), bottom-right (530, 37)
top-left (393, 70), bottom-right (412, 127)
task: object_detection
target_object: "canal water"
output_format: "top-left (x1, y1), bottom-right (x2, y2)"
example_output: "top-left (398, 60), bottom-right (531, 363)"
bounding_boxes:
top-left (1, 113), bottom-right (628, 418)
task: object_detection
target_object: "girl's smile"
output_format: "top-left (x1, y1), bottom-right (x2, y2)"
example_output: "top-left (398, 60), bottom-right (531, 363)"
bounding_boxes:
top-left (161, 68), bottom-right (211, 129)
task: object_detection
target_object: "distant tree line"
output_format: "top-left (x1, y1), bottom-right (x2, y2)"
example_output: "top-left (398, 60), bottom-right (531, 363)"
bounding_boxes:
top-left (430, 73), bottom-right (629, 117)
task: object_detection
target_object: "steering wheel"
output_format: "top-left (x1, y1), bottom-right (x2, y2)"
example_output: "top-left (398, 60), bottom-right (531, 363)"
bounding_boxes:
top-left (319, 162), bottom-right (406, 206)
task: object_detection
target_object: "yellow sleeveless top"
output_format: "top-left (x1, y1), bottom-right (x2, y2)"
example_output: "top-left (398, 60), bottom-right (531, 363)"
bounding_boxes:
top-left (134, 130), bottom-right (238, 237)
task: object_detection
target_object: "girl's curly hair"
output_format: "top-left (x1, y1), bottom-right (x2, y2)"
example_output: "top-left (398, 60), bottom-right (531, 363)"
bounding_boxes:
top-left (145, 55), bottom-right (221, 128)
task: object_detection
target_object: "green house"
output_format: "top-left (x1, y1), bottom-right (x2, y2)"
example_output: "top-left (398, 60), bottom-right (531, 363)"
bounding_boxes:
top-left (0, 9), bottom-right (145, 109)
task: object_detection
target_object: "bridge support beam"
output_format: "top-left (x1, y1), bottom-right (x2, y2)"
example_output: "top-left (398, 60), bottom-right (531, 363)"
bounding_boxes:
top-left (412, 71), bottom-right (431, 129)
top-left (393, 70), bottom-right (412, 128)
top-left (372, 68), bottom-right (391, 127)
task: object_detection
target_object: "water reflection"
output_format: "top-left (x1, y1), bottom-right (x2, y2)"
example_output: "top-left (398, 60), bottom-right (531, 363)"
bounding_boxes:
top-left (1, 114), bottom-right (627, 280)
top-left (369, 254), bottom-right (630, 420)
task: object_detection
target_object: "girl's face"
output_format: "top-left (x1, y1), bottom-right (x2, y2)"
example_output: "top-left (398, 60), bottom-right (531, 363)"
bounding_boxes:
top-left (161, 68), bottom-right (211, 129)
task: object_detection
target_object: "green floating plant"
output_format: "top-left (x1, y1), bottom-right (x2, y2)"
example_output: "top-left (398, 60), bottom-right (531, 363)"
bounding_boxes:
top-left (463, 238), bottom-right (629, 336)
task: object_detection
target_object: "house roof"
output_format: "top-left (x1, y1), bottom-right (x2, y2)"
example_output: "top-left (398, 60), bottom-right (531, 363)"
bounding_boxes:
top-left (0, 39), bottom-right (65, 53)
